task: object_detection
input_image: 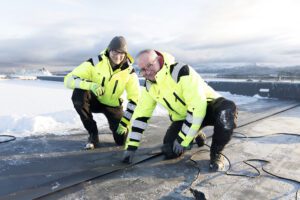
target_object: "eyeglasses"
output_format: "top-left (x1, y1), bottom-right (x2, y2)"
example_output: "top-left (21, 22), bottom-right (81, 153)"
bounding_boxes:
top-left (110, 50), bottom-right (126, 56)
top-left (139, 57), bottom-right (157, 75)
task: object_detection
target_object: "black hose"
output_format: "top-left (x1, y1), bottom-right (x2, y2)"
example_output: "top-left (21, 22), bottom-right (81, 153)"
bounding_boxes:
top-left (0, 135), bottom-right (16, 143)
top-left (188, 132), bottom-right (300, 199)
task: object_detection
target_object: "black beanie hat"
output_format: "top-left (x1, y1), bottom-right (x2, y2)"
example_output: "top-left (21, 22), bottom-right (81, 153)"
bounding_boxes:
top-left (108, 36), bottom-right (128, 53)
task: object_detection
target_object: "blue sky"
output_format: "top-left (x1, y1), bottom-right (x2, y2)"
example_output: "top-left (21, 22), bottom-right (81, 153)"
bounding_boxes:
top-left (1, 0), bottom-right (300, 72)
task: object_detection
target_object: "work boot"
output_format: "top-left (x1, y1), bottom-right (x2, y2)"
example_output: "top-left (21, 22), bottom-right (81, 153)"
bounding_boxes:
top-left (210, 139), bottom-right (227, 171)
top-left (209, 153), bottom-right (225, 171)
top-left (85, 133), bottom-right (100, 150)
top-left (85, 142), bottom-right (95, 150)
top-left (195, 130), bottom-right (206, 147)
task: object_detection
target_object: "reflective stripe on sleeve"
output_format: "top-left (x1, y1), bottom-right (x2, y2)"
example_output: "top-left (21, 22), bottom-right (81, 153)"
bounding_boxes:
top-left (75, 78), bottom-right (81, 88)
top-left (186, 113), bottom-right (203, 125)
top-left (127, 102), bottom-right (136, 111)
top-left (186, 113), bottom-right (193, 123)
top-left (124, 111), bottom-right (132, 120)
top-left (129, 131), bottom-right (143, 141)
top-left (181, 124), bottom-right (189, 135)
top-left (171, 63), bottom-right (182, 82)
top-left (181, 123), bottom-right (198, 137)
top-left (187, 128), bottom-right (197, 137)
top-left (92, 56), bottom-right (100, 66)
top-left (132, 120), bottom-right (148, 130)
top-left (66, 75), bottom-right (75, 88)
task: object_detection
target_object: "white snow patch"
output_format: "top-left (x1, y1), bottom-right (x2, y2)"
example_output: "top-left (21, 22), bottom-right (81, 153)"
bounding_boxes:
top-left (51, 182), bottom-right (60, 190)
top-left (0, 79), bottom-right (260, 138)
top-left (219, 91), bottom-right (258, 105)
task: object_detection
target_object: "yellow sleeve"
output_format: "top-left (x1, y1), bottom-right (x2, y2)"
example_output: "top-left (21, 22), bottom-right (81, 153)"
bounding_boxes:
top-left (132, 87), bottom-right (157, 120)
top-left (64, 61), bottom-right (96, 90)
top-left (125, 71), bottom-right (140, 104)
top-left (177, 74), bottom-right (207, 147)
top-left (125, 87), bottom-right (157, 150)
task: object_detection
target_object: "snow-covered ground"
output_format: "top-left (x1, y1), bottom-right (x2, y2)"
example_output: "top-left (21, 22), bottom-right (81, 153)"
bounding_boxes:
top-left (0, 79), bottom-right (259, 137)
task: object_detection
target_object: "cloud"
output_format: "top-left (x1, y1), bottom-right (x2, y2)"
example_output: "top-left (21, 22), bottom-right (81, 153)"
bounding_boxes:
top-left (180, 37), bottom-right (271, 51)
top-left (281, 49), bottom-right (300, 56)
top-left (1, 0), bottom-right (300, 72)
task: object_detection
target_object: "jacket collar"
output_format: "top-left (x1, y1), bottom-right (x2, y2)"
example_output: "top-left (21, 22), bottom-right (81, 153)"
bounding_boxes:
top-left (151, 51), bottom-right (174, 84)
top-left (153, 62), bottom-right (168, 84)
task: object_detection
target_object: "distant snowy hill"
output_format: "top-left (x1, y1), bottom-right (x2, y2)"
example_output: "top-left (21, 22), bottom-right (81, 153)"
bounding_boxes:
top-left (11, 68), bottom-right (53, 76)
top-left (197, 65), bottom-right (300, 76)
top-left (4, 68), bottom-right (53, 80)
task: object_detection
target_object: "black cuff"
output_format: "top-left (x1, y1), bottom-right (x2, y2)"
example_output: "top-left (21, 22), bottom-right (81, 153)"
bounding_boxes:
top-left (127, 145), bottom-right (137, 151)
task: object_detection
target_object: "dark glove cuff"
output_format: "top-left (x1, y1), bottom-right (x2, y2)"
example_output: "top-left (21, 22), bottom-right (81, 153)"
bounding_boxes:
top-left (176, 136), bottom-right (183, 144)
top-left (127, 145), bottom-right (137, 151)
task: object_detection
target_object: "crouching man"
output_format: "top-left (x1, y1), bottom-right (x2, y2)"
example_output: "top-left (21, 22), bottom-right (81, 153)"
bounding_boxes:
top-left (122, 49), bottom-right (237, 171)
top-left (64, 36), bottom-right (140, 149)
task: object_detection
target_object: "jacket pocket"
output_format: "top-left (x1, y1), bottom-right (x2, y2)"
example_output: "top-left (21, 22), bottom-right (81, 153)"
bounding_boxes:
top-left (101, 77), bottom-right (106, 87)
top-left (173, 92), bottom-right (186, 106)
top-left (112, 80), bottom-right (119, 94)
top-left (163, 97), bottom-right (180, 115)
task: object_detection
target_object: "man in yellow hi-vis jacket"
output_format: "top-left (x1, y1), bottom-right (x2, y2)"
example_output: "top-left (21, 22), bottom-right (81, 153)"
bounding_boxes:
top-left (122, 49), bottom-right (237, 171)
top-left (64, 36), bottom-right (140, 150)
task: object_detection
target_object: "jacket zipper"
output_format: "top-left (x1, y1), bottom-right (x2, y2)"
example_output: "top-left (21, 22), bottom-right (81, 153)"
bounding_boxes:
top-left (163, 98), bottom-right (180, 115)
top-left (112, 80), bottom-right (118, 94)
top-left (173, 92), bottom-right (186, 106)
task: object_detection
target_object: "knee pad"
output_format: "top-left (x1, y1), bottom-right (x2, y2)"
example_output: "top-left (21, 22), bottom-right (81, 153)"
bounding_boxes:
top-left (217, 108), bottom-right (237, 130)
top-left (161, 144), bottom-right (179, 159)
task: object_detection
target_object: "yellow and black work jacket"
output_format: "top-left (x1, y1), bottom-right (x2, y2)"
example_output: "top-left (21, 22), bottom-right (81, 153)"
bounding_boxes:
top-left (125, 52), bottom-right (221, 150)
top-left (64, 49), bottom-right (140, 126)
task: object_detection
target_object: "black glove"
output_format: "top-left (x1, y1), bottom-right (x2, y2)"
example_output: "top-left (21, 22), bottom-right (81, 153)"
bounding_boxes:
top-left (173, 140), bottom-right (184, 156)
top-left (122, 150), bottom-right (136, 164)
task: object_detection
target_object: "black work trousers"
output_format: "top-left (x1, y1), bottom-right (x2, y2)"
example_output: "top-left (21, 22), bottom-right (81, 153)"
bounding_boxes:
top-left (71, 89), bottom-right (125, 145)
top-left (163, 97), bottom-right (237, 158)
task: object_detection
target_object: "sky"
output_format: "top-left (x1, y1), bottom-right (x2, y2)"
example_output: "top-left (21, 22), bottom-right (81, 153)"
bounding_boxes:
top-left (0, 79), bottom-right (258, 137)
top-left (1, 0), bottom-right (300, 72)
